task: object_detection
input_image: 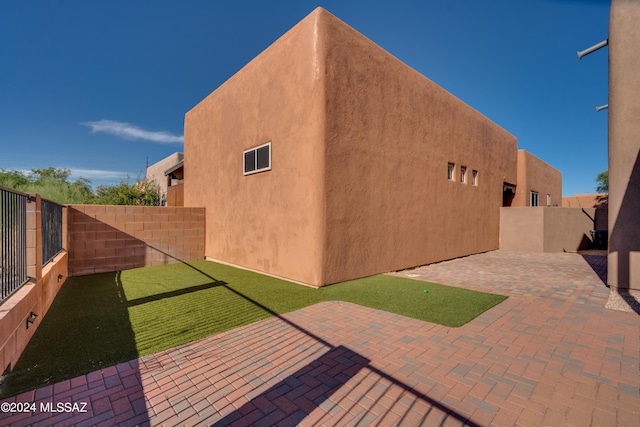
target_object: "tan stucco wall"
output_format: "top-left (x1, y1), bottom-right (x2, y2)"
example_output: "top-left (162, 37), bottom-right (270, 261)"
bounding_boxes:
top-left (542, 208), bottom-right (598, 252)
top-left (500, 207), bottom-right (597, 253)
top-left (184, 7), bottom-right (563, 287)
top-left (320, 11), bottom-right (517, 284)
top-left (500, 208), bottom-right (545, 252)
top-left (513, 150), bottom-right (562, 207)
top-left (184, 10), bottom-right (327, 286)
top-left (609, 0), bottom-right (640, 290)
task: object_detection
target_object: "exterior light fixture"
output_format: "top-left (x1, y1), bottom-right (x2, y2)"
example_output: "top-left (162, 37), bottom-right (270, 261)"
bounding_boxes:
top-left (26, 312), bottom-right (38, 329)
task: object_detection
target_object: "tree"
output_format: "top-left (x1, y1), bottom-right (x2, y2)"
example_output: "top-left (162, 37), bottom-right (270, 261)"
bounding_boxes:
top-left (0, 168), bottom-right (94, 204)
top-left (0, 169), bottom-right (30, 190)
top-left (595, 170), bottom-right (608, 194)
top-left (0, 168), bottom-right (163, 206)
top-left (94, 177), bottom-right (162, 206)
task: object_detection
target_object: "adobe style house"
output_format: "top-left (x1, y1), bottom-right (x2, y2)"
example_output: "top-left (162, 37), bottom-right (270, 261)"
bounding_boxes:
top-left (146, 152), bottom-right (184, 206)
top-left (184, 8), bottom-right (561, 287)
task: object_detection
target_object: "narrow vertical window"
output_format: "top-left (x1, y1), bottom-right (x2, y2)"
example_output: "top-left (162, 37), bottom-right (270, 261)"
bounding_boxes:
top-left (472, 170), bottom-right (478, 186)
top-left (448, 163), bottom-right (455, 181)
top-left (530, 191), bottom-right (539, 207)
top-left (243, 142), bottom-right (272, 175)
top-left (460, 166), bottom-right (467, 183)
top-left (547, 194), bottom-right (551, 207)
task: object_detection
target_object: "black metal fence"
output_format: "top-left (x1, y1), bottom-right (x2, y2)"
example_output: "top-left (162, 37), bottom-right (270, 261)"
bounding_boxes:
top-left (42, 199), bottom-right (63, 266)
top-left (1, 187), bottom-right (29, 303)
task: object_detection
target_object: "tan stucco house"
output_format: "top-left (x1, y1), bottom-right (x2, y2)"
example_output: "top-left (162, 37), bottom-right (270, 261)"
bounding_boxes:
top-left (183, 8), bottom-right (561, 287)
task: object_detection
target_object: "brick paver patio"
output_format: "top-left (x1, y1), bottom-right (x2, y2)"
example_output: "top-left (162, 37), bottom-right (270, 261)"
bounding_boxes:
top-left (1, 251), bottom-right (638, 426)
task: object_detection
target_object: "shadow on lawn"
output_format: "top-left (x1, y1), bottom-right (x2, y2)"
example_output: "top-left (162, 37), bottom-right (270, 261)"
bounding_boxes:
top-left (125, 280), bottom-right (227, 307)
top-left (2, 243), bottom-right (483, 426)
top-left (0, 270), bottom-right (154, 426)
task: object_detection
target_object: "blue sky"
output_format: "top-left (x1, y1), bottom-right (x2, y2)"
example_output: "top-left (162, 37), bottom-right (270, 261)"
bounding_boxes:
top-left (0, 0), bottom-right (609, 195)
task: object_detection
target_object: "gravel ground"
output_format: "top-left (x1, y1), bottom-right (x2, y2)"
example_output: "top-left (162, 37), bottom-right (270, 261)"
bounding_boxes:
top-left (606, 289), bottom-right (640, 314)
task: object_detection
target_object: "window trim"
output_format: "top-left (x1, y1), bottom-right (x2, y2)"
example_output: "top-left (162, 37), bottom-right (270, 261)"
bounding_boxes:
top-left (243, 142), bottom-right (272, 176)
top-left (448, 163), bottom-right (455, 181)
top-left (530, 191), bottom-right (539, 207)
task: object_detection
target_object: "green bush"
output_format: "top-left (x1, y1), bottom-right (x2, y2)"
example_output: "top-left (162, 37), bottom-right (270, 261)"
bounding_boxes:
top-left (0, 168), bottom-right (163, 206)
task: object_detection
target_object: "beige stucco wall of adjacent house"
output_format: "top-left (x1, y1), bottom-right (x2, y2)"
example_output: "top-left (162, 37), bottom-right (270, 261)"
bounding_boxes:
top-left (184, 10), bottom-right (327, 286)
top-left (608, 0), bottom-right (640, 290)
top-left (513, 150), bottom-right (562, 207)
top-left (146, 152), bottom-right (183, 202)
top-left (320, 10), bottom-right (517, 284)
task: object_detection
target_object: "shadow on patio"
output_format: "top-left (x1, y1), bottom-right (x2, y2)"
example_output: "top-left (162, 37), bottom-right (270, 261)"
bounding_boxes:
top-left (580, 250), bottom-right (640, 315)
top-left (185, 262), bottom-right (482, 426)
top-left (1, 247), bottom-right (488, 426)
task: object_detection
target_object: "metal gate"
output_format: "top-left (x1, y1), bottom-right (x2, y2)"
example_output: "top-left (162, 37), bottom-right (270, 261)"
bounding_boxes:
top-left (1, 186), bottom-right (29, 303)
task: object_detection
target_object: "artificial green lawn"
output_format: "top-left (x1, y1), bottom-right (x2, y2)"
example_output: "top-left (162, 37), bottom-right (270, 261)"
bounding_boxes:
top-left (0, 260), bottom-right (506, 397)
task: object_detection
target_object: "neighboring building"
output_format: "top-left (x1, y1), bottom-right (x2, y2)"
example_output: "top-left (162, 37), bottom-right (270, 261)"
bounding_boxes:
top-left (609, 0), bottom-right (640, 290)
top-left (562, 194), bottom-right (608, 208)
top-left (146, 152), bottom-right (183, 205)
top-left (165, 159), bottom-right (184, 207)
top-left (514, 150), bottom-right (562, 207)
top-left (184, 8), bottom-right (561, 287)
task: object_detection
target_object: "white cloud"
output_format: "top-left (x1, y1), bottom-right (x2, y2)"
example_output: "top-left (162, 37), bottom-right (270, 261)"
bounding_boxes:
top-left (81, 119), bottom-right (184, 144)
top-left (67, 168), bottom-right (131, 180)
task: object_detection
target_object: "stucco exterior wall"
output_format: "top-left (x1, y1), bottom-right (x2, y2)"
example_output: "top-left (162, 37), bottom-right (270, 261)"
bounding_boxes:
top-left (500, 208), bottom-right (545, 252)
top-left (513, 150), bottom-right (562, 207)
top-left (320, 11), bottom-right (518, 284)
top-left (500, 207), bottom-right (597, 253)
top-left (609, 0), bottom-right (640, 290)
top-left (184, 10), bottom-right (327, 286)
top-left (183, 7), bottom-right (562, 287)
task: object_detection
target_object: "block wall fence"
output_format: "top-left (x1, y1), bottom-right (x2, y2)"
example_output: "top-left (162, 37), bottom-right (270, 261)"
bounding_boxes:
top-left (67, 205), bottom-right (205, 276)
top-left (1, 202), bottom-right (205, 379)
top-left (500, 207), bottom-right (607, 253)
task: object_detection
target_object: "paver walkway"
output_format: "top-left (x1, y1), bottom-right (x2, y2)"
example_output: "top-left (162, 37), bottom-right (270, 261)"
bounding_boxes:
top-left (1, 251), bottom-right (638, 426)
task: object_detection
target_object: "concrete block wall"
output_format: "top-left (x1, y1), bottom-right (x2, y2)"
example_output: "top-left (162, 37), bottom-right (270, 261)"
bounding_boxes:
top-left (68, 205), bottom-right (205, 276)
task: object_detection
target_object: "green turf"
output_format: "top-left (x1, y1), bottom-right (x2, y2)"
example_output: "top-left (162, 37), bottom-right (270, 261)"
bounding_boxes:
top-left (0, 260), bottom-right (506, 398)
